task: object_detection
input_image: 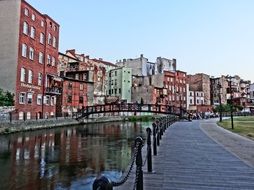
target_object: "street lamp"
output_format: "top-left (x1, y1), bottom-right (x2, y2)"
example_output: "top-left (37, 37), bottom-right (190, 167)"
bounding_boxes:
top-left (217, 82), bottom-right (223, 122)
top-left (226, 75), bottom-right (234, 130)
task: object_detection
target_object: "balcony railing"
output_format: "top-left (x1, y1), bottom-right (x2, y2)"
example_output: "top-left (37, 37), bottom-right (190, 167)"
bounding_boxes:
top-left (45, 87), bottom-right (62, 95)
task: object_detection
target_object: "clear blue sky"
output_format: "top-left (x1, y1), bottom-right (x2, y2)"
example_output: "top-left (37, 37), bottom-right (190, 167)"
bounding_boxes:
top-left (27, 0), bottom-right (254, 82)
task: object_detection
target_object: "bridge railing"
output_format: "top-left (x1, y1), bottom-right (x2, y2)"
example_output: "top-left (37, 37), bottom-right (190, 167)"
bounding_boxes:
top-left (77, 103), bottom-right (185, 119)
top-left (92, 115), bottom-right (178, 190)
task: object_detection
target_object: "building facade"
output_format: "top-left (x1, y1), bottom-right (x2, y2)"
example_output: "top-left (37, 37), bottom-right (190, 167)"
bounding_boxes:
top-left (210, 76), bottom-right (228, 106)
top-left (107, 67), bottom-right (132, 103)
top-left (187, 73), bottom-right (211, 106)
top-left (0, 0), bottom-right (60, 119)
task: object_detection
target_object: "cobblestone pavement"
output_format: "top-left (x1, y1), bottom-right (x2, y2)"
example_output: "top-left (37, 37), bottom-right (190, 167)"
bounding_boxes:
top-left (117, 120), bottom-right (254, 190)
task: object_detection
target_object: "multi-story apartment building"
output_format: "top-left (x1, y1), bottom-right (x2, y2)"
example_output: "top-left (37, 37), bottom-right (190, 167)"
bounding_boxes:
top-left (117, 54), bottom-right (177, 77)
top-left (187, 88), bottom-right (205, 111)
top-left (58, 53), bottom-right (94, 115)
top-left (0, 0), bottom-right (60, 119)
top-left (226, 75), bottom-right (252, 109)
top-left (106, 67), bottom-right (132, 103)
top-left (187, 73), bottom-right (211, 105)
top-left (60, 49), bottom-right (116, 105)
top-left (210, 76), bottom-right (228, 106)
top-left (250, 84), bottom-right (254, 103)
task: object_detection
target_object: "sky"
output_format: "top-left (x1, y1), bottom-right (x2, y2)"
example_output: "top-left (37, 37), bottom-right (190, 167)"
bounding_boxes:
top-left (27, 0), bottom-right (254, 82)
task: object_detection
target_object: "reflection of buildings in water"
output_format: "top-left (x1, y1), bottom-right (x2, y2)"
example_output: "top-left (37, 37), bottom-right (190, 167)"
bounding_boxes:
top-left (3, 131), bottom-right (56, 190)
top-left (0, 122), bottom-right (145, 189)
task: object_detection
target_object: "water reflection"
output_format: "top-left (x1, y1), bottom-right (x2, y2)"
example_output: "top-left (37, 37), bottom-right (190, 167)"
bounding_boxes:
top-left (0, 121), bottom-right (150, 190)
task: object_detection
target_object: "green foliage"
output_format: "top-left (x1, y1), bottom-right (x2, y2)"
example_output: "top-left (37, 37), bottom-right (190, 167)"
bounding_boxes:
top-left (214, 104), bottom-right (239, 113)
top-left (128, 115), bottom-right (154, 122)
top-left (0, 88), bottom-right (14, 106)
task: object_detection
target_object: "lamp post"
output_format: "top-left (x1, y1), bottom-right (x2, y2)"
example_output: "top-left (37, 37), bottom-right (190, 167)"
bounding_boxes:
top-left (227, 75), bottom-right (234, 130)
top-left (217, 82), bottom-right (222, 122)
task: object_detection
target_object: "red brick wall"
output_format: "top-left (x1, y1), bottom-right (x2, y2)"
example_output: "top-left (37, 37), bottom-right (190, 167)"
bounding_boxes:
top-left (62, 79), bottom-right (88, 114)
top-left (15, 1), bottom-right (59, 119)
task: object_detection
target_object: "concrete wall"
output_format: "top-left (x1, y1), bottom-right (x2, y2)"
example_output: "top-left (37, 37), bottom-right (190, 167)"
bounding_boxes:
top-left (0, 0), bottom-right (20, 92)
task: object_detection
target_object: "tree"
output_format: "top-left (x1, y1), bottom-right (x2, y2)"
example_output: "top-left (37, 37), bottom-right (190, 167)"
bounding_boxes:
top-left (0, 88), bottom-right (14, 106)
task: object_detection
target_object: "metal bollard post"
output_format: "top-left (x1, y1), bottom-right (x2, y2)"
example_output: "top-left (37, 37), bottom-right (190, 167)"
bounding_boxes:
top-left (156, 125), bottom-right (160, 146)
top-left (146, 128), bottom-right (152, 172)
top-left (93, 176), bottom-right (113, 190)
top-left (159, 122), bottom-right (163, 139)
top-left (152, 123), bottom-right (157, 156)
top-left (135, 137), bottom-right (143, 190)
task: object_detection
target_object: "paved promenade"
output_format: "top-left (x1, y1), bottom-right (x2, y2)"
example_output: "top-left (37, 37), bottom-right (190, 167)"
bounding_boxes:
top-left (117, 119), bottom-right (254, 190)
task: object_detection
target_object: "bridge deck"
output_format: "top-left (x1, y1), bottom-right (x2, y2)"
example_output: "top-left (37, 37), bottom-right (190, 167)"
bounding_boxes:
top-left (116, 120), bottom-right (254, 190)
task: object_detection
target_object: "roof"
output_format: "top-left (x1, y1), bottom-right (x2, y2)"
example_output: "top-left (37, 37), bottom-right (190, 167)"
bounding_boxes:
top-left (91, 59), bottom-right (117, 67)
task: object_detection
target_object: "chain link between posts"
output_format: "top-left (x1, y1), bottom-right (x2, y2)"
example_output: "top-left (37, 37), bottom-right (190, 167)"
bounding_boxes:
top-left (111, 141), bottom-right (140, 187)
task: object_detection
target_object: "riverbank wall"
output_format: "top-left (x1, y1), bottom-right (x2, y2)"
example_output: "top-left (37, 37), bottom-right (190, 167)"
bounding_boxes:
top-left (0, 115), bottom-right (159, 135)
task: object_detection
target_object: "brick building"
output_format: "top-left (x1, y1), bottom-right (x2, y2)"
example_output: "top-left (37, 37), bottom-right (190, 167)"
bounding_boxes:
top-left (0, 0), bottom-right (60, 119)
top-left (60, 49), bottom-right (116, 105)
top-left (187, 73), bottom-right (211, 106)
top-left (58, 53), bottom-right (94, 115)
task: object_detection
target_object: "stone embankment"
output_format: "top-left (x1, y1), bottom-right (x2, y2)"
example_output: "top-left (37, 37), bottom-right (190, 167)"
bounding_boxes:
top-left (0, 115), bottom-right (156, 135)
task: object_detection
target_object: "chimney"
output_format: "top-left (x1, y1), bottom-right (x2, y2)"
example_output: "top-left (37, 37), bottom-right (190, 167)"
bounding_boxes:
top-left (99, 58), bottom-right (103, 61)
top-left (172, 58), bottom-right (177, 71)
top-left (86, 55), bottom-right (90, 59)
top-left (140, 54), bottom-right (143, 58)
top-left (123, 59), bottom-right (126, 63)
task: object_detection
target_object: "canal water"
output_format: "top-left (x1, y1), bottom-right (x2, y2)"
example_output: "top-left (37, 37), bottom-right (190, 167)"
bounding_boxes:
top-left (0, 121), bottom-right (151, 190)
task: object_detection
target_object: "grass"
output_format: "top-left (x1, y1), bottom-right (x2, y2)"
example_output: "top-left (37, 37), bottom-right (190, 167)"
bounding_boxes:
top-left (217, 116), bottom-right (254, 140)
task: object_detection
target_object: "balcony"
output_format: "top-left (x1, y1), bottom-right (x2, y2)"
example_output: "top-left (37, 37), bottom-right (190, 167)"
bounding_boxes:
top-left (46, 87), bottom-right (62, 95)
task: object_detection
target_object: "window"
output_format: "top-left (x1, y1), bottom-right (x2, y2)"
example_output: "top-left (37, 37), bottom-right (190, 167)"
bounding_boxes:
top-left (29, 47), bottom-right (34, 60)
top-left (197, 99), bottom-right (199, 104)
top-left (44, 95), bottom-right (50, 105)
top-left (115, 89), bottom-right (117, 94)
top-left (51, 96), bottom-right (55, 106)
top-left (47, 55), bottom-right (51, 65)
top-left (28, 70), bottom-right (33, 83)
top-left (109, 90), bottom-right (111, 95)
top-left (27, 92), bottom-right (33, 104)
top-left (21, 44), bottom-right (27, 57)
top-left (39, 33), bottom-right (44, 44)
top-left (20, 68), bottom-right (26, 82)
top-left (38, 73), bottom-right (42, 86)
top-left (27, 112), bottom-right (31, 120)
top-left (68, 82), bottom-right (72, 89)
top-left (19, 112), bottom-right (24, 120)
top-left (23, 22), bottom-right (28, 35)
top-left (39, 52), bottom-right (44, 64)
top-left (41, 20), bottom-right (44, 27)
top-left (80, 84), bottom-right (84, 90)
top-left (37, 94), bottom-right (42, 105)
top-left (48, 33), bottom-right (52, 45)
top-left (190, 99), bottom-right (193, 104)
top-left (19, 93), bottom-right (26, 104)
top-left (53, 37), bottom-right (56, 48)
top-left (115, 71), bottom-right (117, 76)
top-left (51, 57), bottom-right (55, 66)
top-left (31, 14), bottom-right (35, 21)
top-left (30, 26), bottom-right (35, 39)
top-left (24, 8), bottom-right (29, 16)
top-left (67, 95), bottom-right (72, 103)
top-left (119, 88), bottom-right (121, 94)
top-left (79, 96), bottom-right (83, 104)
top-left (53, 25), bottom-right (57, 31)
